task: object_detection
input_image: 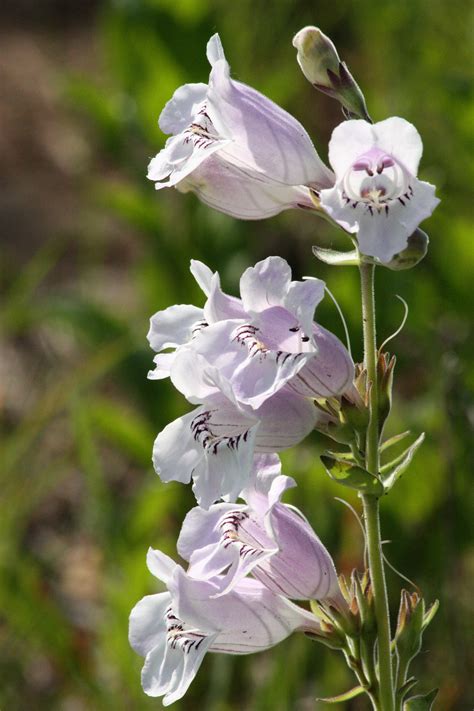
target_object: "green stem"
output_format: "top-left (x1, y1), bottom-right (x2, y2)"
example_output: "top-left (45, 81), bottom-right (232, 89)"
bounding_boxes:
top-left (359, 261), bottom-right (395, 711)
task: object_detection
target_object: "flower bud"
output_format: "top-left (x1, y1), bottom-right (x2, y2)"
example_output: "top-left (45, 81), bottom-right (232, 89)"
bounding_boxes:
top-left (395, 590), bottom-right (425, 666)
top-left (377, 352), bottom-right (396, 435)
top-left (293, 26), bottom-right (341, 90)
top-left (293, 26), bottom-right (371, 121)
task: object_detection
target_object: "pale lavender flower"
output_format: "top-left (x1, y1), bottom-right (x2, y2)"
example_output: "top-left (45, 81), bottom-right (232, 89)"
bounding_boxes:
top-left (319, 117), bottom-right (440, 263)
top-left (148, 257), bottom-right (354, 407)
top-left (147, 33), bottom-right (334, 219)
top-left (177, 454), bottom-right (340, 600)
top-left (153, 352), bottom-right (318, 508)
top-left (129, 548), bottom-right (319, 705)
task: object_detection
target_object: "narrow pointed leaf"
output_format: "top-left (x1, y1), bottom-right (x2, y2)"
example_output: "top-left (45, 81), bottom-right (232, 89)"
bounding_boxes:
top-left (326, 450), bottom-right (356, 462)
top-left (403, 688), bottom-right (438, 710)
top-left (317, 685), bottom-right (365, 703)
top-left (381, 433), bottom-right (425, 491)
top-left (321, 455), bottom-right (384, 496)
top-left (312, 245), bottom-right (360, 266)
top-left (380, 431), bottom-right (411, 452)
top-left (422, 600), bottom-right (439, 631)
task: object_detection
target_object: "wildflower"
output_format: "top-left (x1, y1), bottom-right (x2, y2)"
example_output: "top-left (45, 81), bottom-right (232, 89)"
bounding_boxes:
top-left (178, 454), bottom-right (340, 600)
top-left (148, 257), bottom-right (354, 407)
top-left (319, 117), bottom-right (439, 263)
top-left (152, 352), bottom-right (319, 508)
top-left (148, 34), bottom-right (334, 219)
top-left (129, 548), bottom-right (320, 705)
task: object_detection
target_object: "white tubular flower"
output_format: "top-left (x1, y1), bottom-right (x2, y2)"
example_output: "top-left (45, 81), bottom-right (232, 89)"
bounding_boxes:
top-left (152, 353), bottom-right (318, 509)
top-left (129, 548), bottom-right (320, 705)
top-left (319, 117), bottom-right (439, 263)
top-left (147, 33), bottom-right (334, 219)
top-left (177, 454), bottom-right (340, 601)
top-left (148, 257), bottom-right (354, 406)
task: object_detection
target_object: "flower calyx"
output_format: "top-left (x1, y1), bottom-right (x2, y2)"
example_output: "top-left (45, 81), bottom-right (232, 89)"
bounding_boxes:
top-left (313, 381), bottom-right (370, 451)
top-left (395, 591), bottom-right (439, 666)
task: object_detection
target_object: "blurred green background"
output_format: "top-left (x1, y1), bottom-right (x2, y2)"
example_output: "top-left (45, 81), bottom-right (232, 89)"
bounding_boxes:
top-left (1, 0), bottom-right (473, 709)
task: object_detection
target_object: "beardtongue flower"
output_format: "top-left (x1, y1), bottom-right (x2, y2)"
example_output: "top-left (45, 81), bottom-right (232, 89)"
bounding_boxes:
top-left (129, 548), bottom-right (320, 705)
top-left (319, 117), bottom-right (440, 263)
top-left (175, 153), bottom-right (317, 219)
top-left (148, 257), bottom-right (354, 406)
top-left (177, 454), bottom-right (340, 601)
top-left (147, 33), bottom-right (334, 219)
top-left (153, 353), bottom-right (319, 508)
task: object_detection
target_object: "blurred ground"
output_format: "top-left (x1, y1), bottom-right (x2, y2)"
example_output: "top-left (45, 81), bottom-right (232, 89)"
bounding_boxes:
top-left (1, 1), bottom-right (473, 710)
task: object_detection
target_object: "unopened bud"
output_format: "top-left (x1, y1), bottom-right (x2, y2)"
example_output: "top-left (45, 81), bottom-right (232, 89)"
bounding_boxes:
top-left (293, 26), bottom-right (340, 89)
top-left (293, 26), bottom-right (371, 121)
top-left (386, 228), bottom-right (430, 270)
top-left (352, 569), bottom-right (375, 633)
top-left (377, 352), bottom-right (396, 435)
top-left (395, 590), bottom-right (425, 665)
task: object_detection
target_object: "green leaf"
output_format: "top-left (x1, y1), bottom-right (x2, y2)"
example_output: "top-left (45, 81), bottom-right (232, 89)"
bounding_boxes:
top-left (381, 433), bottom-right (425, 491)
top-left (403, 688), bottom-right (438, 710)
top-left (380, 430), bottom-right (411, 452)
top-left (312, 245), bottom-right (360, 266)
top-left (325, 450), bottom-right (356, 462)
top-left (317, 685), bottom-right (365, 703)
top-left (320, 455), bottom-right (384, 496)
top-left (397, 677), bottom-right (419, 703)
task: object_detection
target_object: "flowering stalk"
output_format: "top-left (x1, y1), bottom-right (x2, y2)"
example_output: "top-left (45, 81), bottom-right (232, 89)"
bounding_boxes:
top-left (130, 27), bottom-right (440, 710)
top-left (360, 262), bottom-right (395, 711)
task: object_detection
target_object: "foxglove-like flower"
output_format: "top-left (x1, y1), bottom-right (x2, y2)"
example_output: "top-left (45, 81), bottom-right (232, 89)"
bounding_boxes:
top-left (147, 33), bottom-right (334, 219)
top-left (149, 257), bottom-right (354, 407)
top-left (129, 548), bottom-right (319, 705)
top-left (320, 117), bottom-right (439, 263)
top-left (178, 455), bottom-right (340, 600)
top-left (153, 352), bottom-right (318, 508)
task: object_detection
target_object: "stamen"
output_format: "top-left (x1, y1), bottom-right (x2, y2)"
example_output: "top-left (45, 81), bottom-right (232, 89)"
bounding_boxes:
top-left (376, 156), bottom-right (395, 173)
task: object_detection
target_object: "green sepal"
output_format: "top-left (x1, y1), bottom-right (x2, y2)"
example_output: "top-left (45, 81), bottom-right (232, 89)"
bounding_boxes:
top-left (326, 61), bottom-right (372, 122)
top-left (316, 685), bottom-right (366, 703)
top-left (304, 630), bottom-right (345, 651)
top-left (312, 245), bottom-right (360, 266)
top-left (381, 433), bottom-right (425, 491)
top-left (320, 454), bottom-right (384, 496)
top-left (422, 600), bottom-right (439, 631)
top-left (403, 688), bottom-right (438, 710)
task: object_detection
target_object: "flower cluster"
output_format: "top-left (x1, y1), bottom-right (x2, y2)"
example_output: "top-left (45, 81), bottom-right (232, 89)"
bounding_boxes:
top-left (149, 256), bottom-right (354, 507)
top-left (130, 27), bottom-right (440, 708)
top-left (130, 257), bottom-right (354, 703)
top-left (148, 33), bottom-right (438, 264)
top-left (129, 456), bottom-right (342, 705)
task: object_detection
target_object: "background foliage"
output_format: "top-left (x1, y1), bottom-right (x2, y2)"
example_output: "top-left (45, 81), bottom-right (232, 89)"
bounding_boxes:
top-left (1, 0), bottom-right (473, 708)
